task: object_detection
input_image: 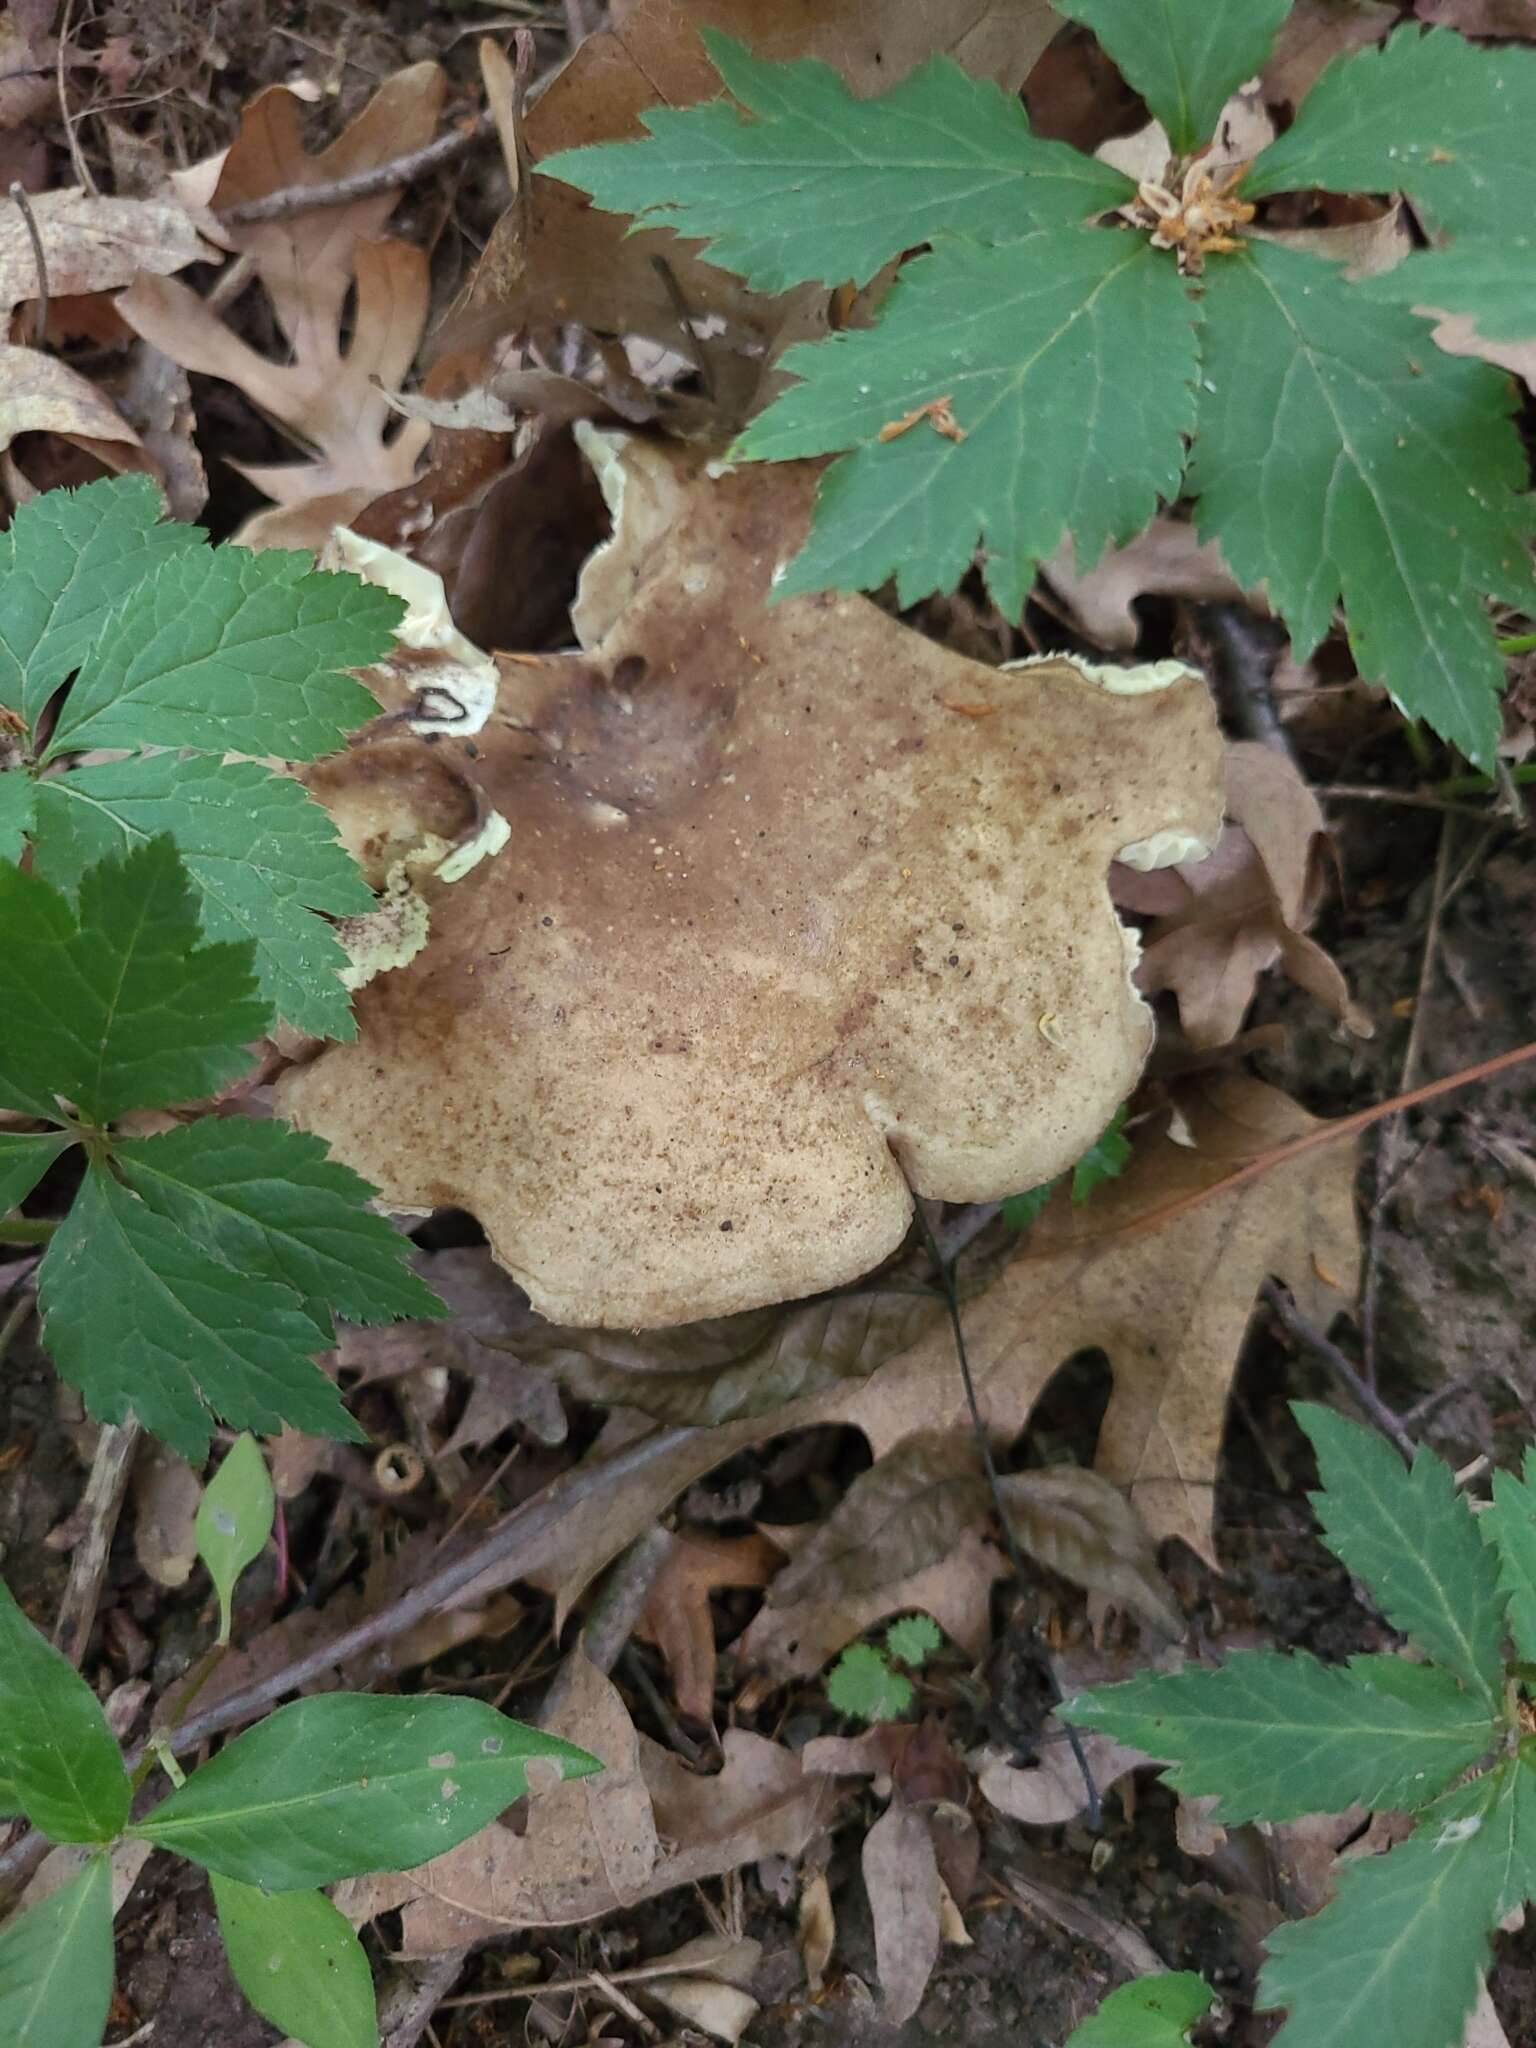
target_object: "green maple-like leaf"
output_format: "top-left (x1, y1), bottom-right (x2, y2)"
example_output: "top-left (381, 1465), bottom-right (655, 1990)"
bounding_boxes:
top-left (1246, 28), bottom-right (1536, 242)
top-left (0, 836), bottom-right (269, 1124)
top-left (885, 1614), bottom-right (943, 1669)
top-left (0, 1132), bottom-right (69, 1213)
top-left (0, 766), bottom-right (35, 864)
top-left (30, 754), bottom-right (373, 1038)
top-left (0, 474), bottom-right (201, 729)
top-left (1366, 243), bottom-right (1536, 345)
top-left (826, 1642), bottom-right (913, 1723)
top-left (1071, 1106), bottom-right (1131, 1202)
top-left (44, 542), bottom-right (393, 762)
top-left (39, 1160), bottom-right (362, 1464)
top-left (1483, 1448), bottom-right (1536, 1667)
top-left (740, 228), bottom-right (1198, 618)
top-left (1062, 1648), bottom-right (1498, 1824)
top-left (1294, 1402), bottom-right (1507, 1710)
top-left (114, 1118), bottom-right (445, 1334)
top-left (540, 33), bottom-right (1131, 295)
top-left (1258, 1765), bottom-right (1534, 2048)
top-left (1190, 240), bottom-right (1535, 769)
top-left (1058, 0), bottom-right (1292, 154)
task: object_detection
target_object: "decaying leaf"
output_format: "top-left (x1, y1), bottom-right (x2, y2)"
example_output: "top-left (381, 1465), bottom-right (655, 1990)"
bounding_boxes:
top-left (976, 1727), bottom-right (1150, 1827)
top-left (1117, 742), bottom-right (1372, 1049)
top-left (768, 1433), bottom-right (989, 1607)
top-left (863, 1801), bottom-right (941, 2023)
top-left (643, 1931), bottom-right (763, 2044)
top-left (0, 188), bottom-right (208, 318)
top-left (0, 342), bottom-right (150, 466)
top-left (281, 430), bottom-right (1224, 1331)
top-left (1044, 518), bottom-right (1248, 652)
top-left (118, 65), bottom-right (444, 541)
top-left (636, 1529), bottom-right (784, 1723)
top-left (994, 1466), bottom-right (1183, 1635)
top-left (130, 1440), bottom-right (202, 1590)
top-left (338, 1654), bottom-right (838, 1950)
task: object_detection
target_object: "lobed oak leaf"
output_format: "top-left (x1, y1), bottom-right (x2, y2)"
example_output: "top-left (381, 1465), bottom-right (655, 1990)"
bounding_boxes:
top-left (635, 1529), bottom-right (784, 1724)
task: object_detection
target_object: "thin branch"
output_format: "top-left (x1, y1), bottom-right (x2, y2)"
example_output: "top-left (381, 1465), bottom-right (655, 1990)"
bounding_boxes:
top-left (8, 183), bottom-right (48, 346)
top-left (216, 114), bottom-right (494, 228)
top-left (52, 1420), bottom-right (141, 1667)
top-left (1260, 1280), bottom-right (1417, 1463)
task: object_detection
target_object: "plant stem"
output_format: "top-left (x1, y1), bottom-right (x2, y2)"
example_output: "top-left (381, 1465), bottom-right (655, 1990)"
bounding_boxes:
top-left (1496, 631), bottom-right (1536, 655)
top-left (0, 1219), bottom-right (54, 1244)
top-left (1434, 762), bottom-right (1536, 799)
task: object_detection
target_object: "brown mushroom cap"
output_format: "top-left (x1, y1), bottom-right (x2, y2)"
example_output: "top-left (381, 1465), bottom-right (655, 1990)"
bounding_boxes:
top-left (279, 435), bottom-right (1224, 1327)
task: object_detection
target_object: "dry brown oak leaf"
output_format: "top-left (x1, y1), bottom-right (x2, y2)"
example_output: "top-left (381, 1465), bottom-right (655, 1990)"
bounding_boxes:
top-left (118, 64), bottom-right (443, 545)
top-left (280, 429), bottom-right (1224, 1329)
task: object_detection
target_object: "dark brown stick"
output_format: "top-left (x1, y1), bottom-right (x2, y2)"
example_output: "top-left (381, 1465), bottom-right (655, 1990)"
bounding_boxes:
top-left (216, 114), bottom-right (494, 228)
top-left (1261, 1280), bottom-right (1418, 1463)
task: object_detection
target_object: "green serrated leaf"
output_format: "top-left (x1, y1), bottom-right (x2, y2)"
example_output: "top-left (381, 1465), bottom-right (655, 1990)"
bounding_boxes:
top-left (885, 1614), bottom-right (942, 1669)
top-left (826, 1642), bottom-right (913, 1723)
top-left (130, 1692), bottom-right (600, 1890)
top-left (38, 1161), bottom-right (362, 1465)
top-left (1059, 0), bottom-right (1292, 154)
top-left (0, 475), bottom-right (201, 729)
top-left (1064, 1971), bottom-right (1215, 2048)
top-left (0, 769), bottom-right (34, 864)
top-left (0, 1579), bottom-right (130, 1842)
top-left (0, 837), bottom-right (269, 1124)
top-left (1365, 242), bottom-right (1536, 345)
top-left (741, 228), bottom-right (1198, 619)
top-left (1072, 1107), bottom-right (1131, 1202)
top-left (1191, 240), bottom-right (1535, 768)
top-left (196, 1434), bottom-right (276, 1647)
top-left (1482, 1448), bottom-right (1536, 1667)
top-left (539, 34), bottom-right (1132, 296)
top-left (1062, 1648), bottom-right (1498, 1823)
top-left (1246, 28), bottom-right (1536, 242)
top-left (1293, 1402), bottom-right (1507, 1710)
top-left (114, 1119), bottom-right (444, 1334)
top-left (1002, 1181), bottom-right (1057, 1230)
top-left (1259, 1764), bottom-right (1520, 2048)
top-left (45, 544), bottom-right (395, 763)
top-left (212, 1877), bottom-right (376, 2048)
top-left (30, 755), bottom-right (371, 1037)
top-left (0, 1132), bottom-right (69, 1213)
top-left (0, 1855), bottom-right (114, 2048)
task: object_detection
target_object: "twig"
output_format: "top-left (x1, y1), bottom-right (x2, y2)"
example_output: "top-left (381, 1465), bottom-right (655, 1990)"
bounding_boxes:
top-left (1359, 821), bottom-right (1454, 1384)
top-left (52, 1420), bottom-right (141, 1668)
top-left (998, 1853), bottom-right (1166, 1981)
top-left (563, 0), bottom-right (596, 43)
top-left (56, 0), bottom-right (92, 193)
top-left (7, 184), bottom-right (48, 346)
top-left (1321, 784), bottom-right (1501, 819)
top-left (1261, 1280), bottom-right (1417, 1463)
top-left (216, 114), bottom-right (495, 228)
top-left (379, 1950), bottom-right (473, 2048)
top-left (1200, 602), bottom-right (1291, 757)
top-left (915, 1203), bottom-right (1101, 1830)
top-left (0, 1291), bottom-right (35, 1364)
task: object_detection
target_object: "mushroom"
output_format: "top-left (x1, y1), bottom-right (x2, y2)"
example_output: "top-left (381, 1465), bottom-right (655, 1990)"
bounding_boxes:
top-left (279, 432), bottom-right (1224, 1328)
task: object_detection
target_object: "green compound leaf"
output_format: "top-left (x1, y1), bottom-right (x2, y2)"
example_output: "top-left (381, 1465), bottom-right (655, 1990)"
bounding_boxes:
top-left (1064, 1972), bottom-right (1215, 2048)
top-left (539, 33), bottom-right (1131, 295)
top-left (1072, 1107), bottom-right (1131, 1202)
top-left (886, 1614), bottom-right (943, 1669)
top-left (741, 228), bottom-right (1198, 620)
top-left (0, 475), bottom-right (201, 730)
top-left (1062, 1648), bottom-right (1498, 1824)
top-left (0, 837), bottom-right (270, 1124)
top-left (0, 1855), bottom-right (114, 2048)
top-left (44, 543), bottom-right (395, 763)
top-left (1246, 28), bottom-right (1536, 242)
top-left (0, 1580), bottom-right (130, 1842)
top-left (1259, 1765), bottom-right (1523, 2048)
top-left (196, 1435), bottom-right (276, 1647)
top-left (1482, 1447), bottom-right (1536, 1667)
top-left (1190, 240), bottom-right (1535, 769)
top-left (1058, 0), bottom-right (1292, 154)
top-left (30, 755), bottom-right (372, 1037)
top-left (0, 770), bottom-right (34, 865)
top-left (131, 1692), bottom-right (600, 1890)
top-left (1002, 1181), bottom-right (1057, 1230)
top-left (114, 1118), bottom-right (444, 1335)
top-left (0, 1132), bottom-right (69, 1213)
top-left (38, 1161), bottom-right (362, 1465)
top-left (1294, 1402), bottom-right (1507, 1710)
top-left (212, 1878), bottom-right (376, 2048)
top-left (826, 1643), bottom-right (913, 1723)
top-left (1365, 241), bottom-right (1536, 345)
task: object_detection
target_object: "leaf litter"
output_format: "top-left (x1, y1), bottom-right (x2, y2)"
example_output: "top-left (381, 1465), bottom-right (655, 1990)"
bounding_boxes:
top-left (3, 6), bottom-right (1531, 2044)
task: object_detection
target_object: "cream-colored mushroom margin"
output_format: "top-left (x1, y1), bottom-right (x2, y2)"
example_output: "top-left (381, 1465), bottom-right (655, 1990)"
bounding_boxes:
top-left (280, 435), bottom-right (1224, 1329)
